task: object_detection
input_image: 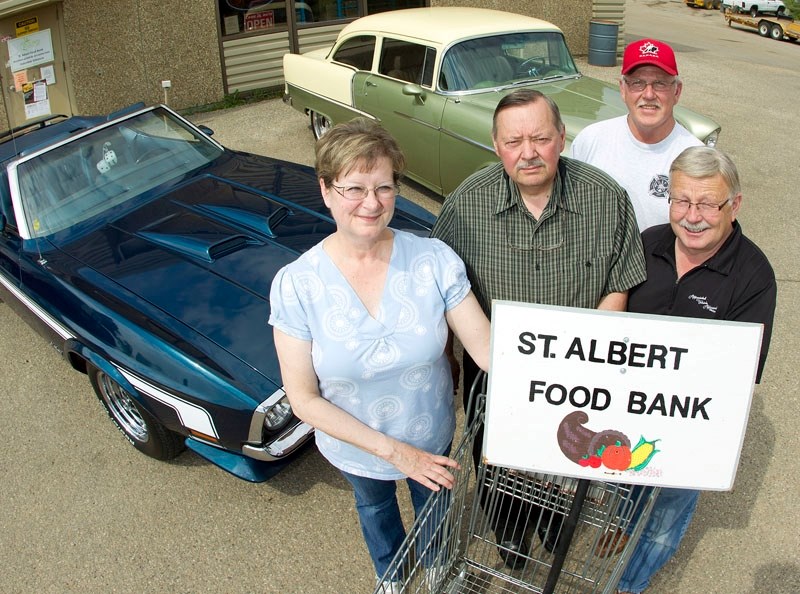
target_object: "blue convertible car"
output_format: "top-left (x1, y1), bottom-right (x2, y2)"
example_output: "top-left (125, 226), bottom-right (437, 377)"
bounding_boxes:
top-left (0, 103), bottom-right (434, 481)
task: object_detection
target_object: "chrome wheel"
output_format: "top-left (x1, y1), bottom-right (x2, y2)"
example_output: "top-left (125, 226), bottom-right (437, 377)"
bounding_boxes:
top-left (310, 111), bottom-right (332, 139)
top-left (89, 366), bottom-right (184, 460)
top-left (97, 370), bottom-right (148, 441)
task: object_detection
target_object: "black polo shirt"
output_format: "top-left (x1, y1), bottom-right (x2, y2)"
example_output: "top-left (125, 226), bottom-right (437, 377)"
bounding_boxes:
top-left (628, 221), bottom-right (776, 383)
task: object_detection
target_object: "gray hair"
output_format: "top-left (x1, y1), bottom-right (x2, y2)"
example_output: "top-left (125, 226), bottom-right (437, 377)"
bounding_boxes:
top-left (670, 146), bottom-right (741, 198)
top-left (492, 89), bottom-right (565, 138)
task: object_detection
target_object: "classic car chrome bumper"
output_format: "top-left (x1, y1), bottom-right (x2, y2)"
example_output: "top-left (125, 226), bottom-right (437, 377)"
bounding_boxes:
top-left (242, 420), bottom-right (314, 461)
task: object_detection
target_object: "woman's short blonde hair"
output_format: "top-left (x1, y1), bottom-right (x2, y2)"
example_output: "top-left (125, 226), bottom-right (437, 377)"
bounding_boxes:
top-left (314, 117), bottom-right (406, 187)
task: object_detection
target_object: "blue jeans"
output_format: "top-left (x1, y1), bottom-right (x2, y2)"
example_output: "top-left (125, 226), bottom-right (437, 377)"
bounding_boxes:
top-left (342, 466), bottom-right (450, 578)
top-left (618, 487), bottom-right (700, 593)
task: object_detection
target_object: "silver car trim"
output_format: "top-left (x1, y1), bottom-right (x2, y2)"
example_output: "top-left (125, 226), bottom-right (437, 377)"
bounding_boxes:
top-left (390, 110), bottom-right (440, 132)
top-left (242, 421), bottom-right (315, 461)
top-left (286, 84), bottom-right (376, 122)
top-left (0, 270), bottom-right (73, 340)
top-left (438, 73), bottom-right (582, 98)
top-left (247, 387), bottom-right (288, 442)
top-left (439, 127), bottom-right (494, 153)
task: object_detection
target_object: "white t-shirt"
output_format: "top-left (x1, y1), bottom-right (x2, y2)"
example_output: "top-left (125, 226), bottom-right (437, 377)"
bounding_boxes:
top-left (570, 115), bottom-right (702, 231)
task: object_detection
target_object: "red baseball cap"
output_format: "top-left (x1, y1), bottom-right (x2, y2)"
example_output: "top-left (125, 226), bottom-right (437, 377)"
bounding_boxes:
top-left (621, 39), bottom-right (678, 76)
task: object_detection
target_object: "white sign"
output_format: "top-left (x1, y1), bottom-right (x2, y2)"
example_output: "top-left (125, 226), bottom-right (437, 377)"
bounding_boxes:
top-left (484, 301), bottom-right (763, 491)
top-left (40, 64), bottom-right (56, 85)
top-left (8, 29), bottom-right (54, 71)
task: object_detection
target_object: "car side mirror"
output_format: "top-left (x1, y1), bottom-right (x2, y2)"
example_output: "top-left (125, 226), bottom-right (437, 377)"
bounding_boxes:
top-left (401, 83), bottom-right (425, 104)
top-left (197, 125), bottom-right (214, 137)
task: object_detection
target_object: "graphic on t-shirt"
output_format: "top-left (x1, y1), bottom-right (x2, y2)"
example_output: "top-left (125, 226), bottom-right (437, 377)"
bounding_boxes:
top-left (557, 410), bottom-right (661, 473)
top-left (648, 174), bottom-right (670, 199)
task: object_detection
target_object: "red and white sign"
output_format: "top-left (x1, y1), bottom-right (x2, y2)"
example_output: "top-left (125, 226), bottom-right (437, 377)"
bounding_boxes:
top-left (484, 301), bottom-right (763, 491)
top-left (245, 10), bottom-right (275, 32)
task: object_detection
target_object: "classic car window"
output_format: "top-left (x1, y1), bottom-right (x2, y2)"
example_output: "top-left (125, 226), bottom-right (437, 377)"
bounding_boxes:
top-left (378, 39), bottom-right (435, 86)
top-left (421, 47), bottom-right (436, 88)
top-left (14, 108), bottom-right (223, 238)
top-left (332, 35), bottom-right (376, 70)
top-left (439, 32), bottom-right (579, 92)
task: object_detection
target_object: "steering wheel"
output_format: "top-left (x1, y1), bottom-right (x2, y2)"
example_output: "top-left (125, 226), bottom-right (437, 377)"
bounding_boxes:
top-left (517, 57), bottom-right (551, 78)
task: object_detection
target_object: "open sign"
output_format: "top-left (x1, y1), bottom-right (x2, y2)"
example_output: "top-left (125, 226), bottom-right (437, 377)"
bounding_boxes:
top-left (245, 10), bottom-right (275, 31)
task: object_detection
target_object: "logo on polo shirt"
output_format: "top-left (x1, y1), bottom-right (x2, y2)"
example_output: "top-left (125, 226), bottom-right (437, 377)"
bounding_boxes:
top-left (687, 294), bottom-right (718, 313)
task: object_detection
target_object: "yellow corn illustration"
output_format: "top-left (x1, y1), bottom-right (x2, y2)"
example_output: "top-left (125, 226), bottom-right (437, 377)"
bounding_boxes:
top-left (628, 436), bottom-right (660, 471)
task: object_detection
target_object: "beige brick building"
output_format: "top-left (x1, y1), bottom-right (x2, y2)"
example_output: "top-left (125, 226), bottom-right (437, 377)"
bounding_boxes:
top-left (0, 0), bottom-right (624, 128)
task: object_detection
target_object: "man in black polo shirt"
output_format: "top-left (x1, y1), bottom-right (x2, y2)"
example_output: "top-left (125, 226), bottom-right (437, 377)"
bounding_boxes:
top-left (616, 146), bottom-right (776, 593)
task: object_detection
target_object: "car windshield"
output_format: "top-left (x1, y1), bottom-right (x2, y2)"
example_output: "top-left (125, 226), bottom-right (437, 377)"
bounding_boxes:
top-left (439, 31), bottom-right (579, 92)
top-left (13, 107), bottom-right (223, 238)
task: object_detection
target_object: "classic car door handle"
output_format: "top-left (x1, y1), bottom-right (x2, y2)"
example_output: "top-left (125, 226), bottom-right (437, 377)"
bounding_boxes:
top-left (365, 81), bottom-right (378, 87)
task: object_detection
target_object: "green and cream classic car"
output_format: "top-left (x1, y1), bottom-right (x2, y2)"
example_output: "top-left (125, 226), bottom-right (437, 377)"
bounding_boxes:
top-left (283, 7), bottom-right (720, 196)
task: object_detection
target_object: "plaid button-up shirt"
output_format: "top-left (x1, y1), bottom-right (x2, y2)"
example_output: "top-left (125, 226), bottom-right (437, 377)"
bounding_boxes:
top-left (431, 158), bottom-right (646, 316)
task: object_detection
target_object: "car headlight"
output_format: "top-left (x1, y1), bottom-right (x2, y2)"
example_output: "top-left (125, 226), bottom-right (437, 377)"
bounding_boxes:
top-left (264, 395), bottom-right (293, 433)
top-left (704, 130), bottom-right (720, 148)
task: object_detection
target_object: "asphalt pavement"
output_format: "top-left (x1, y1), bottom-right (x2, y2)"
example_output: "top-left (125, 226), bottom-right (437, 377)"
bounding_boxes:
top-left (2, 1), bottom-right (798, 593)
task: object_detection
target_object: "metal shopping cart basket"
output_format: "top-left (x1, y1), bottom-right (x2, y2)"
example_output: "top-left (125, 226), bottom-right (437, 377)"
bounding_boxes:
top-left (373, 378), bottom-right (659, 594)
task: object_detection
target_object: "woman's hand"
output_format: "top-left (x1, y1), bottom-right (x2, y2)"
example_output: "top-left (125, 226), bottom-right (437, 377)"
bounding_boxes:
top-left (384, 439), bottom-right (461, 491)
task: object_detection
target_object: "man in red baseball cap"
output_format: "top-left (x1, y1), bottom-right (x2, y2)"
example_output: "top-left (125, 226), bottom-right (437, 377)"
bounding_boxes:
top-left (621, 38), bottom-right (678, 76)
top-left (571, 38), bottom-right (702, 232)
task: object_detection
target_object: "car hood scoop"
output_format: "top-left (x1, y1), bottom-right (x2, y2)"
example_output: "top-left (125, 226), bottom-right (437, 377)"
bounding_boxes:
top-left (57, 175), bottom-right (337, 370)
top-left (136, 227), bottom-right (254, 263)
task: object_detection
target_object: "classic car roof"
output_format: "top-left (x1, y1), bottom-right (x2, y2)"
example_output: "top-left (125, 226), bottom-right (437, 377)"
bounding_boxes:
top-left (339, 7), bottom-right (562, 45)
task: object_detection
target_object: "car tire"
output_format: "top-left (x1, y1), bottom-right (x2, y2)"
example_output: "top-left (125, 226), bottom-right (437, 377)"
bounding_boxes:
top-left (310, 111), bottom-right (332, 140)
top-left (750, 5), bottom-right (759, 16)
top-left (89, 366), bottom-right (185, 460)
top-left (770, 23), bottom-right (784, 39)
top-left (759, 20), bottom-right (771, 35)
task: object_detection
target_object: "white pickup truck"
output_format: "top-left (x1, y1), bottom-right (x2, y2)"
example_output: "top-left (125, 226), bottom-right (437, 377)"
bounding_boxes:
top-left (722, 0), bottom-right (786, 17)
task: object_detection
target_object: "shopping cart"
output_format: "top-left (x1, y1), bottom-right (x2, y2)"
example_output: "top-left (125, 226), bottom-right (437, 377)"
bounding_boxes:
top-left (373, 377), bottom-right (659, 594)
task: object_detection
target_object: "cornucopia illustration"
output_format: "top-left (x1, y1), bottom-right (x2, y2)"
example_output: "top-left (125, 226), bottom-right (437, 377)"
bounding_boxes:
top-left (557, 411), bottom-right (660, 472)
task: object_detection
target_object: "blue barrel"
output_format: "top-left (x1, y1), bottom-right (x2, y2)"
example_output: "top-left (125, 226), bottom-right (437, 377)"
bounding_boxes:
top-left (588, 20), bottom-right (619, 67)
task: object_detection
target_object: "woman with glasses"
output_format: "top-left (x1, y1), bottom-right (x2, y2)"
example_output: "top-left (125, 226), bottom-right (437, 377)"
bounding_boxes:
top-left (269, 117), bottom-right (491, 593)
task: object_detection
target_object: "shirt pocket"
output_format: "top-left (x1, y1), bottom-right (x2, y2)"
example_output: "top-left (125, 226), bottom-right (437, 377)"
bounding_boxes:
top-left (534, 253), bottom-right (614, 309)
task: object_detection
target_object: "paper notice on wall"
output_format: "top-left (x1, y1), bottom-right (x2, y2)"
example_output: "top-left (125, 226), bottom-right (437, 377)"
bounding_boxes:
top-left (13, 70), bottom-right (28, 92)
top-left (22, 79), bottom-right (51, 119)
top-left (25, 99), bottom-right (50, 119)
top-left (33, 80), bottom-right (47, 101)
top-left (8, 29), bottom-right (54, 71)
top-left (224, 15), bottom-right (240, 35)
top-left (40, 64), bottom-right (55, 85)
